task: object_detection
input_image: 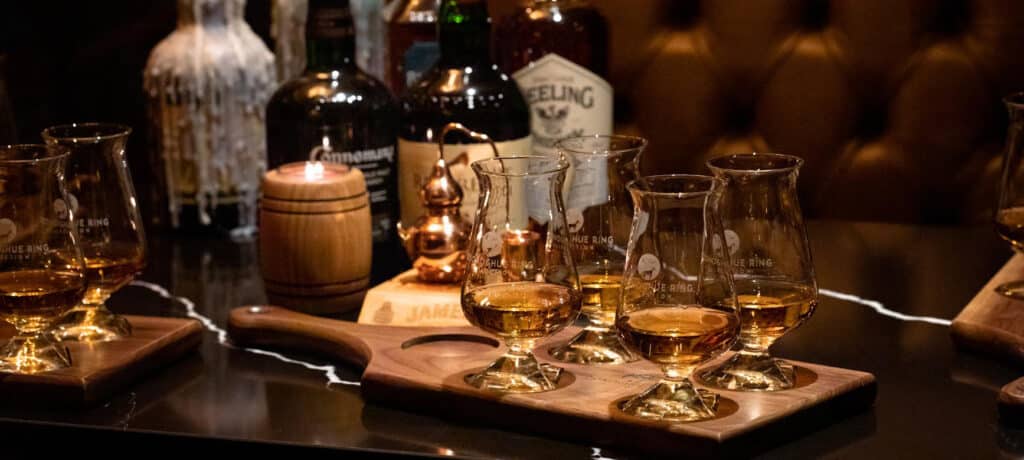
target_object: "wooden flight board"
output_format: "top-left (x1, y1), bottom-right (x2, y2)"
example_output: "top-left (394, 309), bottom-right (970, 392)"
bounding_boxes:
top-left (953, 254), bottom-right (1024, 363)
top-left (228, 306), bottom-right (877, 457)
top-left (0, 315), bottom-right (203, 407)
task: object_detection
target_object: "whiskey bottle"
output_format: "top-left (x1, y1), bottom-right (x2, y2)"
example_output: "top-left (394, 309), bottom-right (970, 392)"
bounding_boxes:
top-left (398, 0), bottom-right (531, 226)
top-left (267, 0), bottom-right (400, 248)
top-left (383, 0), bottom-right (440, 95)
top-left (495, 0), bottom-right (612, 155)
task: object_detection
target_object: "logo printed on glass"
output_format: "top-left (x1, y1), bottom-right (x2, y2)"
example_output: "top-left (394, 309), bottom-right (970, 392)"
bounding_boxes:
top-left (0, 218), bottom-right (16, 244)
top-left (724, 229), bottom-right (740, 256)
top-left (638, 253), bottom-right (661, 281)
top-left (566, 208), bottom-right (584, 234)
top-left (482, 231), bottom-right (502, 258)
top-left (53, 193), bottom-right (78, 221)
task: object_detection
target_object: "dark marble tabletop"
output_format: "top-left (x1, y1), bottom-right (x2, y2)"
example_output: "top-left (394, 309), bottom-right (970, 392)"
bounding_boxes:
top-left (0, 220), bottom-right (1019, 458)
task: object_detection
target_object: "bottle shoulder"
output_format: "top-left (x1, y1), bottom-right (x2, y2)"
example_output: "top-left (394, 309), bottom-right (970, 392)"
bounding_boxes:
top-left (494, 3), bottom-right (609, 75)
top-left (397, 64), bottom-right (530, 142)
top-left (400, 64), bottom-right (528, 109)
top-left (270, 69), bottom-right (398, 109)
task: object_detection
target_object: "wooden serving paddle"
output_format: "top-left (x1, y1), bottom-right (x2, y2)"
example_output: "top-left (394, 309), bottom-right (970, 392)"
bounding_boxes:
top-left (228, 306), bottom-right (876, 457)
top-left (0, 316), bottom-right (202, 406)
top-left (953, 254), bottom-right (1024, 363)
top-left (956, 254), bottom-right (1024, 425)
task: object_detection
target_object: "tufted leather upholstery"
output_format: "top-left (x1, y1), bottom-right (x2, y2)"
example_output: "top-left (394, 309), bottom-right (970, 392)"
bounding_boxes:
top-left (492, 0), bottom-right (1024, 222)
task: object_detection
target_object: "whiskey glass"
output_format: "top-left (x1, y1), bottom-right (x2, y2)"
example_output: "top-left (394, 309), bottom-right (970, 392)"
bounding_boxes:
top-left (618, 175), bottom-right (738, 421)
top-left (43, 123), bottom-right (146, 342)
top-left (548, 134), bottom-right (645, 364)
top-left (996, 92), bottom-right (1024, 299)
top-left (462, 155), bottom-right (581, 393)
top-left (699, 153), bottom-right (818, 391)
top-left (0, 144), bottom-right (86, 373)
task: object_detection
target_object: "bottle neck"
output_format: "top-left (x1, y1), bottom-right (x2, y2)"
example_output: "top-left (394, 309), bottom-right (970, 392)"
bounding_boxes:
top-left (177, 0), bottom-right (229, 28)
top-left (437, 0), bottom-right (492, 67)
top-left (307, 38), bottom-right (356, 70)
top-left (306, 0), bottom-right (357, 70)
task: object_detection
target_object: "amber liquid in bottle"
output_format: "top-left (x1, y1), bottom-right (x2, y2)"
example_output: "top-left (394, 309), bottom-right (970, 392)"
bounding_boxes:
top-left (385, 0), bottom-right (440, 95)
top-left (495, 0), bottom-right (611, 153)
top-left (462, 282), bottom-right (581, 339)
top-left (495, 0), bottom-right (608, 76)
top-left (0, 270), bottom-right (85, 324)
top-left (617, 306), bottom-right (739, 365)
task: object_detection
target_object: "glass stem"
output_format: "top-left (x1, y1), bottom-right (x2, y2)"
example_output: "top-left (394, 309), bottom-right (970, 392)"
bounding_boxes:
top-left (738, 336), bottom-right (773, 359)
top-left (506, 338), bottom-right (537, 358)
top-left (662, 364), bottom-right (696, 383)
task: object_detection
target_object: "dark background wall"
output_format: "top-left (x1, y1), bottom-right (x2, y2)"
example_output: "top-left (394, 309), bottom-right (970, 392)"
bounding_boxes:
top-left (2, 1), bottom-right (1023, 224)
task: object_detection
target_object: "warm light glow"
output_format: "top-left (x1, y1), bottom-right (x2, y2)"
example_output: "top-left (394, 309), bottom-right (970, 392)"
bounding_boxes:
top-left (440, 69), bottom-right (462, 93)
top-left (304, 161), bottom-right (325, 181)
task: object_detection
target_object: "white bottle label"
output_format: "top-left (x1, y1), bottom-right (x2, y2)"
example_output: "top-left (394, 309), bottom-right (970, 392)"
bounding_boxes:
top-left (398, 136), bottom-right (533, 226)
top-left (513, 53), bottom-right (614, 156)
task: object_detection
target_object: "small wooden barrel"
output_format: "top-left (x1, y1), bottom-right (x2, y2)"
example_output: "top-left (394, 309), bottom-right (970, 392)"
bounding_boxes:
top-left (259, 162), bottom-right (372, 315)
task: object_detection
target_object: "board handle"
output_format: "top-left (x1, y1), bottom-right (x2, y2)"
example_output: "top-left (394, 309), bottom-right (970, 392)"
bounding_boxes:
top-left (228, 305), bottom-right (374, 370)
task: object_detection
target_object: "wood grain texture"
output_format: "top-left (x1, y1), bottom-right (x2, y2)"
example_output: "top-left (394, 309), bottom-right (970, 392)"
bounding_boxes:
top-left (952, 254), bottom-right (1024, 363)
top-left (228, 306), bottom-right (877, 457)
top-left (0, 316), bottom-right (203, 407)
top-left (260, 165), bottom-right (372, 315)
top-left (358, 269), bottom-right (468, 327)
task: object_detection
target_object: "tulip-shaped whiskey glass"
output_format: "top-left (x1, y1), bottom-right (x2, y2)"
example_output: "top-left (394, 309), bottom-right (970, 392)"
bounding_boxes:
top-left (548, 135), bottom-right (644, 365)
top-left (0, 144), bottom-right (87, 373)
top-left (461, 156), bottom-right (581, 393)
top-left (699, 153), bottom-right (818, 391)
top-left (43, 123), bottom-right (146, 342)
top-left (617, 175), bottom-right (739, 421)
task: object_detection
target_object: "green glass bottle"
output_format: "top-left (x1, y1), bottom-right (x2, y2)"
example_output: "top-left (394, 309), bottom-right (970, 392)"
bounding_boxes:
top-left (397, 0), bottom-right (531, 227)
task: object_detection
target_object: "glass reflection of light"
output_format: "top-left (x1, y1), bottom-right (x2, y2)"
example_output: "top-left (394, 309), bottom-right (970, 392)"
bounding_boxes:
top-left (304, 161), bottom-right (325, 181)
top-left (440, 69), bottom-right (462, 93)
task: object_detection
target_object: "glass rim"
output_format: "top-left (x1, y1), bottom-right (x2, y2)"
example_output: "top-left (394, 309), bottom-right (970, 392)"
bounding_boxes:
top-left (471, 155), bottom-right (570, 177)
top-left (41, 122), bottom-right (132, 143)
top-left (0, 144), bottom-right (71, 164)
top-left (706, 152), bottom-right (804, 175)
top-left (554, 134), bottom-right (648, 157)
top-left (1006, 92), bottom-right (1024, 108)
top-left (626, 174), bottom-right (717, 198)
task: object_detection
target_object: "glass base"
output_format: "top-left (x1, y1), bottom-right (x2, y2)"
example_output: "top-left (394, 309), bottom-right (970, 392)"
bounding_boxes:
top-left (465, 351), bottom-right (566, 393)
top-left (548, 327), bottom-right (638, 365)
top-left (698, 352), bottom-right (796, 391)
top-left (50, 305), bottom-right (132, 342)
top-left (619, 379), bottom-right (720, 422)
top-left (998, 281), bottom-right (1024, 300)
top-left (0, 334), bottom-right (71, 374)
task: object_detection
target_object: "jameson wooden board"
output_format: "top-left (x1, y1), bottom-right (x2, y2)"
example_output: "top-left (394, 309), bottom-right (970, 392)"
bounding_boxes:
top-left (0, 316), bottom-right (203, 407)
top-left (953, 254), bottom-right (1024, 363)
top-left (358, 269), bottom-right (469, 327)
top-left (228, 306), bottom-right (877, 457)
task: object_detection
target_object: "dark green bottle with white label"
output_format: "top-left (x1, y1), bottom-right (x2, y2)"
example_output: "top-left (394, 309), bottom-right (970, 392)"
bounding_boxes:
top-left (267, 0), bottom-right (400, 254)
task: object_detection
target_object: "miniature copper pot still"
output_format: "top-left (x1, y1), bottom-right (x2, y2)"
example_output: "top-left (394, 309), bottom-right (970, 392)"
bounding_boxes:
top-left (397, 123), bottom-right (494, 283)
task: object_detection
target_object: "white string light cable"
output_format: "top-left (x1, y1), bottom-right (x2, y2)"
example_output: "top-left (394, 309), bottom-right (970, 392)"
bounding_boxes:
top-left (129, 280), bottom-right (360, 387)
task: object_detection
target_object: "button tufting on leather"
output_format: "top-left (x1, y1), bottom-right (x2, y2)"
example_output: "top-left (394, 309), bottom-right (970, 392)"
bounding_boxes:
top-left (801, 0), bottom-right (830, 31)
top-left (588, 0), bottom-right (1024, 223)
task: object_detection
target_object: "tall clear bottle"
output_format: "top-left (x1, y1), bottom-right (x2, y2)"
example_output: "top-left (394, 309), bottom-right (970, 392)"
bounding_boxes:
top-left (267, 0), bottom-right (401, 270)
top-left (398, 0), bottom-right (531, 227)
top-left (495, 0), bottom-right (612, 155)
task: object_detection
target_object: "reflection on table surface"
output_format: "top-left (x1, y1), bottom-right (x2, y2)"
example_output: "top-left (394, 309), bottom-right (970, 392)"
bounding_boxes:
top-left (0, 220), bottom-right (1019, 459)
